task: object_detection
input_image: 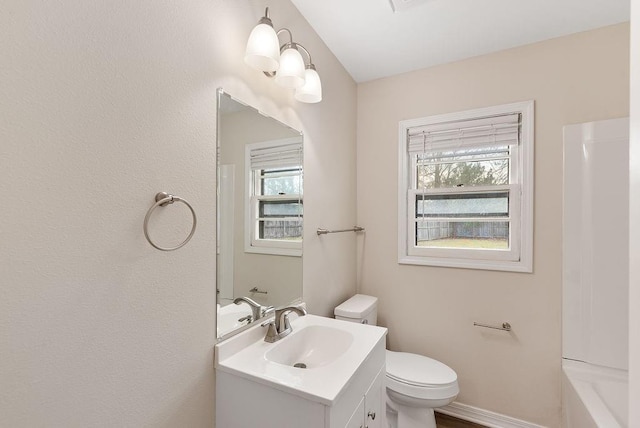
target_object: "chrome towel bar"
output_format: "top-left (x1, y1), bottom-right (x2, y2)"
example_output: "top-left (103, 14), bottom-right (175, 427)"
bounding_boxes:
top-left (317, 226), bottom-right (365, 236)
top-left (473, 321), bottom-right (512, 331)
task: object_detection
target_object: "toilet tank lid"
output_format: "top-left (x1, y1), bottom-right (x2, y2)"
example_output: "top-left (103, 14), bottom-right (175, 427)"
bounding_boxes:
top-left (334, 294), bottom-right (377, 318)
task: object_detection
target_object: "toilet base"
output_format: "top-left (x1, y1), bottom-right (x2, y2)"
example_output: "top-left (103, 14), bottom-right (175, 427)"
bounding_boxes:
top-left (386, 398), bottom-right (436, 428)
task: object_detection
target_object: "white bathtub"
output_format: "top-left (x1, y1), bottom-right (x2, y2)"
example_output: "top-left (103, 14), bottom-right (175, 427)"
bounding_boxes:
top-left (562, 359), bottom-right (628, 427)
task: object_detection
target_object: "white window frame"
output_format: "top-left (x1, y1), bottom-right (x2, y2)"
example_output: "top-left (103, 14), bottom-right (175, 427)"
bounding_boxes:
top-left (398, 101), bottom-right (534, 272)
top-left (245, 138), bottom-right (303, 257)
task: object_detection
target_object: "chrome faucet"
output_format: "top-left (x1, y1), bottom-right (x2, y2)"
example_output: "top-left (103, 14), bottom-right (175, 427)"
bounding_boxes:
top-left (264, 304), bottom-right (307, 343)
top-left (233, 296), bottom-right (270, 322)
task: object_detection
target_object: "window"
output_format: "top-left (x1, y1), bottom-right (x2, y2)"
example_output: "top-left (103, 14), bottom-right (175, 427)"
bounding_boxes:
top-left (398, 101), bottom-right (533, 272)
top-left (245, 138), bottom-right (303, 256)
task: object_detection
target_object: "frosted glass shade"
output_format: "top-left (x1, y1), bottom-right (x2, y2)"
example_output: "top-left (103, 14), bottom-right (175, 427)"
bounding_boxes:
top-left (274, 47), bottom-right (305, 88)
top-left (244, 23), bottom-right (280, 72)
top-left (295, 68), bottom-right (322, 103)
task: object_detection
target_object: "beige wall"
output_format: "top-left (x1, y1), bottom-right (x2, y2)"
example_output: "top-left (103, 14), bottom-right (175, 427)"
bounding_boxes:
top-left (0, 0), bottom-right (357, 426)
top-left (356, 23), bottom-right (629, 427)
top-left (630, 1), bottom-right (640, 425)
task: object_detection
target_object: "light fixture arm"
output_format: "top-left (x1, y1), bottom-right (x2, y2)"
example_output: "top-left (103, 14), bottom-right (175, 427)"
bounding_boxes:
top-left (295, 43), bottom-right (314, 68)
top-left (258, 7), bottom-right (274, 27)
top-left (276, 28), bottom-right (295, 46)
top-left (273, 29), bottom-right (312, 66)
top-left (263, 28), bottom-right (310, 78)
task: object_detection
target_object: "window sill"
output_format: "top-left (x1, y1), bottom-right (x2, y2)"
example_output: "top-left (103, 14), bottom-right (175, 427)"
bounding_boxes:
top-left (398, 254), bottom-right (532, 273)
top-left (245, 246), bottom-right (302, 257)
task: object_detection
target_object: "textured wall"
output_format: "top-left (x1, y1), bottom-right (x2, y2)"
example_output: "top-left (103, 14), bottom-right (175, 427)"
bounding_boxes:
top-left (0, 0), bottom-right (357, 426)
top-left (356, 23), bottom-right (629, 427)
top-left (630, 1), bottom-right (640, 426)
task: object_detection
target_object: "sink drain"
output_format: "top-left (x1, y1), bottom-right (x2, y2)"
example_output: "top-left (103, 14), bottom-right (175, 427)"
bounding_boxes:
top-left (293, 362), bottom-right (307, 369)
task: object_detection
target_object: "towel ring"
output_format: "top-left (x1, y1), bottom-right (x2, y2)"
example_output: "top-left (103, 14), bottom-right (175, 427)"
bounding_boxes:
top-left (143, 192), bottom-right (197, 251)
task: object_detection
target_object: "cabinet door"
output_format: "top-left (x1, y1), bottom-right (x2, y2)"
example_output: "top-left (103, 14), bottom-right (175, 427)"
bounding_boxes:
top-left (364, 368), bottom-right (384, 428)
top-left (345, 396), bottom-right (365, 428)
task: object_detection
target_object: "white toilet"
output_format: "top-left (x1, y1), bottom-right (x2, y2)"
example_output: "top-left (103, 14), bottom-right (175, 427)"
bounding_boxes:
top-left (335, 294), bottom-right (459, 428)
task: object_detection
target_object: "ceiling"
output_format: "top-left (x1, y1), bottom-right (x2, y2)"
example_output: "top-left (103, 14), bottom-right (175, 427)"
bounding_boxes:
top-left (290, 0), bottom-right (630, 83)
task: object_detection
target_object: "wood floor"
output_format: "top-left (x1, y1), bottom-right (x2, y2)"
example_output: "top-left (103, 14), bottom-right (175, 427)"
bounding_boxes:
top-left (435, 412), bottom-right (488, 428)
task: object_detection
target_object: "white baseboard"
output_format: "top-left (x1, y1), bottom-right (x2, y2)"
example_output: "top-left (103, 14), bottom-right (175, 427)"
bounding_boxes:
top-left (437, 401), bottom-right (546, 428)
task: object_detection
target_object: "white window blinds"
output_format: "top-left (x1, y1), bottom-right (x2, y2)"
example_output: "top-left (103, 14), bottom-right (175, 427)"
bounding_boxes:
top-left (249, 142), bottom-right (303, 170)
top-left (408, 113), bottom-right (521, 153)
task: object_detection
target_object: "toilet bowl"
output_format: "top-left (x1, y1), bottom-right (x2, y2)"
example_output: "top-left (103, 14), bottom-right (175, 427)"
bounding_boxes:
top-left (335, 294), bottom-right (459, 428)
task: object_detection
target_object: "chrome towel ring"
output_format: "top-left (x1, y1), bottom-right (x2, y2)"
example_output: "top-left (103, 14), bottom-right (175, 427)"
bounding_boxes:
top-left (143, 192), bottom-right (197, 251)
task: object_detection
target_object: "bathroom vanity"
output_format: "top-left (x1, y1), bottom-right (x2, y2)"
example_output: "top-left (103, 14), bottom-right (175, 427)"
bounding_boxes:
top-left (215, 314), bottom-right (387, 428)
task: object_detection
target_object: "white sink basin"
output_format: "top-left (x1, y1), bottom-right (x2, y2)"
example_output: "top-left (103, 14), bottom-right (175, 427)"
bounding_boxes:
top-left (265, 325), bottom-right (354, 369)
top-left (215, 314), bottom-right (387, 405)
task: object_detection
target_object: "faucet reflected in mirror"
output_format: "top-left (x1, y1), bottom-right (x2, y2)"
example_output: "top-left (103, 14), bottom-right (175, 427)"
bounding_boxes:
top-left (216, 89), bottom-right (303, 340)
top-left (233, 296), bottom-right (274, 323)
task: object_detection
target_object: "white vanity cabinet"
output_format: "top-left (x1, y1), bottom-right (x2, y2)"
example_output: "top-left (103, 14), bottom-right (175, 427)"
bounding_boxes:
top-left (215, 315), bottom-right (387, 428)
top-left (345, 398), bottom-right (365, 428)
top-left (216, 350), bottom-right (385, 428)
top-left (344, 368), bottom-right (384, 428)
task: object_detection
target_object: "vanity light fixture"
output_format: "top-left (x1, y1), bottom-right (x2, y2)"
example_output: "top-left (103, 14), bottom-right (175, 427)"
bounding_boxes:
top-left (244, 10), bottom-right (280, 72)
top-left (244, 8), bottom-right (322, 103)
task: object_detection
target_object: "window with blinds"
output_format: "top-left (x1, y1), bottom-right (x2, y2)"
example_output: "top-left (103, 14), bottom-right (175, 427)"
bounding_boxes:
top-left (245, 138), bottom-right (303, 257)
top-left (398, 101), bottom-right (534, 272)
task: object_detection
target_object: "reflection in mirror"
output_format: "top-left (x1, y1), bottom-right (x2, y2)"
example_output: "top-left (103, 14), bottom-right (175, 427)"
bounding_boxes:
top-left (217, 89), bottom-right (303, 341)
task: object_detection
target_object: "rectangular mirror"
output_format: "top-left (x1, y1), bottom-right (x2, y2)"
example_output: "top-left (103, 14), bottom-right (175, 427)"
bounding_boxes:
top-left (216, 89), bottom-right (303, 341)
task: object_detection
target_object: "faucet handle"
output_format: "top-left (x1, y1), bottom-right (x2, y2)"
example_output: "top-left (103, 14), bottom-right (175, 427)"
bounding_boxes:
top-left (263, 320), bottom-right (279, 343)
top-left (237, 315), bottom-right (253, 324)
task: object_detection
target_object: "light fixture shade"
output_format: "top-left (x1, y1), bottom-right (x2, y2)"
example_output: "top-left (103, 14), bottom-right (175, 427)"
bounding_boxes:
top-left (244, 23), bottom-right (280, 72)
top-left (274, 46), bottom-right (306, 88)
top-left (295, 67), bottom-right (322, 103)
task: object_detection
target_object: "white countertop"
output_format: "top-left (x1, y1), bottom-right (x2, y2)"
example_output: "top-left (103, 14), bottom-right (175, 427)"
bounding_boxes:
top-left (215, 314), bottom-right (387, 406)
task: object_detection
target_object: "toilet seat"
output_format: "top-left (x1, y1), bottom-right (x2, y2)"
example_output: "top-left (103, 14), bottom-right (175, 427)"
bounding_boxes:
top-left (385, 351), bottom-right (459, 401)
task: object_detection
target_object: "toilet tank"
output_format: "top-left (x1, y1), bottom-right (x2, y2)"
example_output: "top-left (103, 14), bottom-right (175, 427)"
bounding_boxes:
top-left (334, 294), bottom-right (378, 325)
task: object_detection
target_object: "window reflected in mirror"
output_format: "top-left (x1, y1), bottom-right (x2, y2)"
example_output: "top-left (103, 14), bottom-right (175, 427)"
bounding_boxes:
top-left (246, 139), bottom-right (303, 256)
